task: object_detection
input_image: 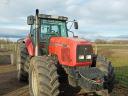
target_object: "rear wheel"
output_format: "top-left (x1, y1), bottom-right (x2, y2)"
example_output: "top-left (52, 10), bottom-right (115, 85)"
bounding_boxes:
top-left (17, 43), bottom-right (28, 82)
top-left (29, 56), bottom-right (60, 96)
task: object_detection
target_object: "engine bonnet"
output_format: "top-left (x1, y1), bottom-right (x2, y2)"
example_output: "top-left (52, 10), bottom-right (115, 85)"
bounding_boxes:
top-left (49, 37), bottom-right (93, 66)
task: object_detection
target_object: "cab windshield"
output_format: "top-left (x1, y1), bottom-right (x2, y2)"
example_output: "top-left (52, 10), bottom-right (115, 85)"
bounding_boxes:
top-left (40, 19), bottom-right (67, 40)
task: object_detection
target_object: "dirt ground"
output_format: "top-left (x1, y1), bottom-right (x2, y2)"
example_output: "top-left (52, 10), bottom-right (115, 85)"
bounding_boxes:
top-left (0, 65), bottom-right (128, 96)
top-left (110, 85), bottom-right (128, 96)
top-left (0, 65), bottom-right (28, 96)
top-left (0, 65), bottom-right (83, 96)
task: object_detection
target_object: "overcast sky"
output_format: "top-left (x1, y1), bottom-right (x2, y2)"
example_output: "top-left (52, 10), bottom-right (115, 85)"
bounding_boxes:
top-left (0, 0), bottom-right (128, 40)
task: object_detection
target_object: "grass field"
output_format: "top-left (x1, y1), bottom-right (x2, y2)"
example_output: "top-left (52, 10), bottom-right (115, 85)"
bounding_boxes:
top-left (95, 44), bottom-right (128, 87)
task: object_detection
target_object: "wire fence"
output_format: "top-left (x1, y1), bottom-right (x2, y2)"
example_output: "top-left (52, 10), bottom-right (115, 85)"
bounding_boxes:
top-left (0, 43), bottom-right (18, 65)
top-left (114, 67), bottom-right (128, 87)
top-left (0, 43), bottom-right (17, 52)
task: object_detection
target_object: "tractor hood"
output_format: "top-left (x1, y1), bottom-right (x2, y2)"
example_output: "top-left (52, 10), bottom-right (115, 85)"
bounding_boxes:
top-left (49, 37), bottom-right (92, 47)
top-left (49, 37), bottom-right (93, 67)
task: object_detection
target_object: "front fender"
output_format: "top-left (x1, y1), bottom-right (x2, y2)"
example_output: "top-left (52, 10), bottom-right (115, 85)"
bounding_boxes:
top-left (24, 37), bottom-right (34, 56)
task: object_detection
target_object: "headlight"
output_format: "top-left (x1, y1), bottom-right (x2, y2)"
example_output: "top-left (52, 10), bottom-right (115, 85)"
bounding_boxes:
top-left (79, 55), bottom-right (84, 60)
top-left (86, 55), bottom-right (91, 59)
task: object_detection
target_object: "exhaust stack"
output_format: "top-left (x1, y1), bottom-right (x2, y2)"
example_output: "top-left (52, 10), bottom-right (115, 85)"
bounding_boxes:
top-left (35, 9), bottom-right (40, 56)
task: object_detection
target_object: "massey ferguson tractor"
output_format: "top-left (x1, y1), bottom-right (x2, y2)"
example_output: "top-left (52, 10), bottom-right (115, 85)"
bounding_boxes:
top-left (17, 9), bottom-right (115, 96)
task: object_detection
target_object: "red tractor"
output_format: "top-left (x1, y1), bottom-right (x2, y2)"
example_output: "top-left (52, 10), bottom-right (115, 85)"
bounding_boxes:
top-left (17, 9), bottom-right (115, 96)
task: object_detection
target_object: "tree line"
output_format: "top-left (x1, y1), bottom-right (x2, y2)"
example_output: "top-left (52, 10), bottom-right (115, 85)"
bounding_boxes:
top-left (95, 39), bottom-right (128, 44)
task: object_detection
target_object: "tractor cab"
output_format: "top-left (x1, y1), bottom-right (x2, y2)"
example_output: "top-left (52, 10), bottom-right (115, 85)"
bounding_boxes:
top-left (27, 13), bottom-right (68, 55)
top-left (29, 14), bottom-right (68, 41)
top-left (27, 10), bottom-right (78, 55)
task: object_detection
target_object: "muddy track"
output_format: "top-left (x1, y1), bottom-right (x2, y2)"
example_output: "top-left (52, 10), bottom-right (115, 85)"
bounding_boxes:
top-left (3, 86), bottom-right (29, 96)
top-left (0, 66), bottom-right (28, 96)
top-left (0, 65), bottom-right (128, 96)
top-left (0, 66), bottom-right (90, 96)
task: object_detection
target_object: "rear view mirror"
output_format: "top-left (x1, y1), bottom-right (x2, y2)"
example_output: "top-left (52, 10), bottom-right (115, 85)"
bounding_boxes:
top-left (74, 21), bottom-right (78, 29)
top-left (27, 15), bottom-right (34, 25)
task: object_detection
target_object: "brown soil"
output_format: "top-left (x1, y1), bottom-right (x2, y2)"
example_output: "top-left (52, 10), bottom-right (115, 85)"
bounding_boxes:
top-left (0, 65), bottom-right (96, 96)
top-left (110, 85), bottom-right (128, 96)
top-left (0, 65), bottom-right (127, 96)
top-left (3, 86), bottom-right (29, 96)
top-left (0, 71), bottom-right (27, 95)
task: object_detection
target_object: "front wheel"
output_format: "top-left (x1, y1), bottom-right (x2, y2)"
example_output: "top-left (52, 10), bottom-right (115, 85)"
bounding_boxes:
top-left (17, 43), bottom-right (28, 82)
top-left (96, 56), bottom-right (115, 93)
top-left (29, 56), bottom-right (60, 96)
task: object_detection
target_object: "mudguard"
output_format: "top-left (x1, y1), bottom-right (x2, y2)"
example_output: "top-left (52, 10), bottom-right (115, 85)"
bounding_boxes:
top-left (24, 36), bottom-right (34, 56)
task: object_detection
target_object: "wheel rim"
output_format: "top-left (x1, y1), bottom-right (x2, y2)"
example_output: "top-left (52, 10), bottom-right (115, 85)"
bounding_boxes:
top-left (32, 69), bottom-right (38, 96)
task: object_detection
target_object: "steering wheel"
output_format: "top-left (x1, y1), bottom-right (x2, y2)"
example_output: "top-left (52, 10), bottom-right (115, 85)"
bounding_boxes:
top-left (51, 30), bottom-right (56, 33)
top-left (45, 30), bottom-right (59, 37)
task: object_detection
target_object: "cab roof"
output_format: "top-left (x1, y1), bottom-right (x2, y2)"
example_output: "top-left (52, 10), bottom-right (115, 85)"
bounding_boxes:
top-left (38, 14), bottom-right (68, 21)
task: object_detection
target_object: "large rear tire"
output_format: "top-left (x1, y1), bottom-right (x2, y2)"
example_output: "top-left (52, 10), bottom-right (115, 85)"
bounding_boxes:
top-left (29, 56), bottom-right (60, 96)
top-left (17, 43), bottom-right (28, 82)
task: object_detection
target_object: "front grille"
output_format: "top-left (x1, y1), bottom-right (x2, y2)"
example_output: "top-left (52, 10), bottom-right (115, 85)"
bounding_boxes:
top-left (76, 45), bottom-right (93, 62)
